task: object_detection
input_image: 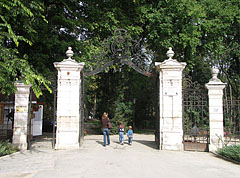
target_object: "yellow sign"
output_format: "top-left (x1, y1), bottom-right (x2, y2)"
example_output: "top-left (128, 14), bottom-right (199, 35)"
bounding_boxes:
top-left (16, 106), bottom-right (27, 112)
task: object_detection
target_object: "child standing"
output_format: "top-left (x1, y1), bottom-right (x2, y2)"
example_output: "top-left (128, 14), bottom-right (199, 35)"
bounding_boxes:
top-left (118, 122), bottom-right (124, 145)
top-left (127, 126), bottom-right (133, 145)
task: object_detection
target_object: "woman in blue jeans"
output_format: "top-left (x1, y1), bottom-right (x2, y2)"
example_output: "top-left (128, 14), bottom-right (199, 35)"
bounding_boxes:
top-left (101, 112), bottom-right (110, 147)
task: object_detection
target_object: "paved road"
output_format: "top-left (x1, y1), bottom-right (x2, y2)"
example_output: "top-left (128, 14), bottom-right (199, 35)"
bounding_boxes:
top-left (0, 134), bottom-right (239, 178)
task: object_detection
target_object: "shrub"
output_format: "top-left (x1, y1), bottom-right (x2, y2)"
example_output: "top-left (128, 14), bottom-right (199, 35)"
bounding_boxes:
top-left (110, 100), bottom-right (133, 134)
top-left (216, 145), bottom-right (240, 163)
top-left (0, 141), bottom-right (18, 157)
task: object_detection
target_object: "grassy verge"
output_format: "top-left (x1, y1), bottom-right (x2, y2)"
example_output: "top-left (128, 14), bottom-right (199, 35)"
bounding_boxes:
top-left (216, 145), bottom-right (240, 163)
top-left (85, 119), bottom-right (101, 126)
top-left (84, 119), bottom-right (102, 134)
top-left (134, 129), bottom-right (155, 134)
top-left (0, 140), bottom-right (18, 157)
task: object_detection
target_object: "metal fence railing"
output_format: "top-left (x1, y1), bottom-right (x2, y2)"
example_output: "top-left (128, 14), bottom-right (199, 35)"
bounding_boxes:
top-left (223, 100), bottom-right (240, 146)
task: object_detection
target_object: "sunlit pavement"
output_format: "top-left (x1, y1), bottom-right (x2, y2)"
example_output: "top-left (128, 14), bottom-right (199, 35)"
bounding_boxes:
top-left (0, 134), bottom-right (239, 178)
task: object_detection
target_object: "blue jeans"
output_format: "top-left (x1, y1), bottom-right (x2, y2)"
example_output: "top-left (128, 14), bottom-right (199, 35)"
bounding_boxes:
top-left (128, 136), bottom-right (133, 144)
top-left (102, 128), bottom-right (110, 146)
top-left (119, 132), bottom-right (124, 143)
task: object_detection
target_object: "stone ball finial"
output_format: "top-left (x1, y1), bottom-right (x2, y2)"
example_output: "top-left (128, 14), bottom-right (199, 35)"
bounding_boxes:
top-left (166, 47), bottom-right (174, 60)
top-left (211, 67), bottom-right (219, 81)
top-left (66, 47), bottom-right (74, 59)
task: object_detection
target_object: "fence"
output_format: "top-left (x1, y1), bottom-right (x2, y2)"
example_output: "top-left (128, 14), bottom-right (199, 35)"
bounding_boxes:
top-left (223, 99), bottom-right (240, 145)
top-left (0, 95), bottom-right (14, 141)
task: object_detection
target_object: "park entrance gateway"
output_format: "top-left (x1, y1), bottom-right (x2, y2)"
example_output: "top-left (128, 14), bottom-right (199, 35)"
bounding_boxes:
top-left (7, 29), bottom-right (229, 152)
top-left (53, 29), bottom-right (187, 150)
top-left (53, 29), bottom-right (160, 149)
top-left (52, 29), bottom-right (227, 151)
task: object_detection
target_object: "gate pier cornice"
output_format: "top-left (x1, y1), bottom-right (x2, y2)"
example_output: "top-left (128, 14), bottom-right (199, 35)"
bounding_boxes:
top-left (54, 47), bottom-right (85, 150)
top-left (155, 47), bottom-right (186, 151)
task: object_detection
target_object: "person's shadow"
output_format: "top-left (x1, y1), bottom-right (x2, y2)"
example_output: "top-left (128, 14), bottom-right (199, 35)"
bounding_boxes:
top-left (96, 140), bottom-right (108, 147)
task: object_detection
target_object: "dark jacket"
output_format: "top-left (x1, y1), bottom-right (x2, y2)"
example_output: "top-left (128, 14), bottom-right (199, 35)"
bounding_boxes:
top-left (102, 117), bottom-right (109, 129)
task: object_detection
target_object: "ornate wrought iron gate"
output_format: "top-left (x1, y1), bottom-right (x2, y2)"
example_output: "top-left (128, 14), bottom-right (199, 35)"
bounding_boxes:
top-left (182, 78), bottom-right (209, 151)
top-left (80, 29), bottom-right (159, 147)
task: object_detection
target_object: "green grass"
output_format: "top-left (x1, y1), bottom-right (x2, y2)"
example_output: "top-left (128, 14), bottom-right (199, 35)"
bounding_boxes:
top-left (85, 119), bottom-right (101, 126)
top-left (85, 119), bottom-right (155, 135)
top-left (0, 140), bottom-right (18, 157)
top-left (216, 145), bottom-right (240, 163)
top-left (134, 129), bottom-right (155, 134)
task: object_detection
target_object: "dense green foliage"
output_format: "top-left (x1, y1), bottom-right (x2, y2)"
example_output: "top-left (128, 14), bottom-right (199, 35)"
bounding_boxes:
top-left (0, 0), bottom-right (51, 97)
top-left (1, 0), bottom-right (240, 129)
top-left (217, 145), bottom-right (240, 163)
top-left (0, 140), bottom-right (18, 157)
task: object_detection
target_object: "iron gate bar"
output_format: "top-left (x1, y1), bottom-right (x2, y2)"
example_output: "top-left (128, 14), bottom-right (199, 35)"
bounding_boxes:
top-left (120, 60), bottom-right (157, 77)
top-left (79, 71), bottom-right (84, 146)
top-left (27, 89), bottom-right (33, 149)
top-left (155, 73), bottom-right (160, 149)
top-left (84, 59), bottom-right (156, 78)
top-left (52, 87), bottom-right (57, 149)
top-left (83, 60), bottom-right (115, 77)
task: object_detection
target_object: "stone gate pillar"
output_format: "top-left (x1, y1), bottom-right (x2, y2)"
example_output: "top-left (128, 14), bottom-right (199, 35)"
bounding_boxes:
top-left (155, 48), bottom-right (186, 150)
top-left (12, 81), bottom-right (32, 150)
top-left (54, 47), bottom-right (84, 149)
top-left (205, 68), bottom-right (226, 152)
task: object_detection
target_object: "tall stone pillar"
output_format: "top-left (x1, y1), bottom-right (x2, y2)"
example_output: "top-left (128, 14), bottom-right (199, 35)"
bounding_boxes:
top-left (12, 81), bottom-right (32, 150)
top-left (155, 48), bottom-right (186, 150)
top-left (205, 68), bottom-right (226, 152)
top-left (54, 47), bottom-right (84, 149)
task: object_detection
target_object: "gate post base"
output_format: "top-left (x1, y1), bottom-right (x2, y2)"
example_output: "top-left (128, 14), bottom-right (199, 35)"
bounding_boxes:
top-left (160, 130), bottom-right (183, 151)
top-left (12, 139), bottom-right (28, 150)
top-left (55, 144), bottom-right (79, 150)
top-left (54, 129), bottom-right (80, 150)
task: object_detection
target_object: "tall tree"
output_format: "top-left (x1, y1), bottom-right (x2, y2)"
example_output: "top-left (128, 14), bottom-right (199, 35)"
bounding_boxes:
top-left (0, 0), bottom-right (51, 97)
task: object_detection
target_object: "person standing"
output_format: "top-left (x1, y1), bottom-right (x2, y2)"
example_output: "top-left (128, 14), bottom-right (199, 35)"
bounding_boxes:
top-left (101, 112), bottom-right (110, 147)
top-left (118, 122), bottom-right (124, 145)
top-left (127, 126), bottom-right (133, 145)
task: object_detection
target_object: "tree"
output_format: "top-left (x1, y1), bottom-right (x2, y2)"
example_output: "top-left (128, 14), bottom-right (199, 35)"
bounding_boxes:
top-left (3, 0), bottom-right (240, 128)
top-left (0, 0), bottom-right (51, 97)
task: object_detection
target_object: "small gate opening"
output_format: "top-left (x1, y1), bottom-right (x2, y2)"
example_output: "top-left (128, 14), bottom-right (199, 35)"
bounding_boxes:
top-left (183, 77), bottom-right (209, 152)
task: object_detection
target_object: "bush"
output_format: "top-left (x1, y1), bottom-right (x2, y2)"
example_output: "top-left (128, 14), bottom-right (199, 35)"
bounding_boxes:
top-left (0, 140), bottom-right (18, 157)
top-left (216, 145), bottom-right (240, 163)
top-left (110, 99), bottom-right (133, 134)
